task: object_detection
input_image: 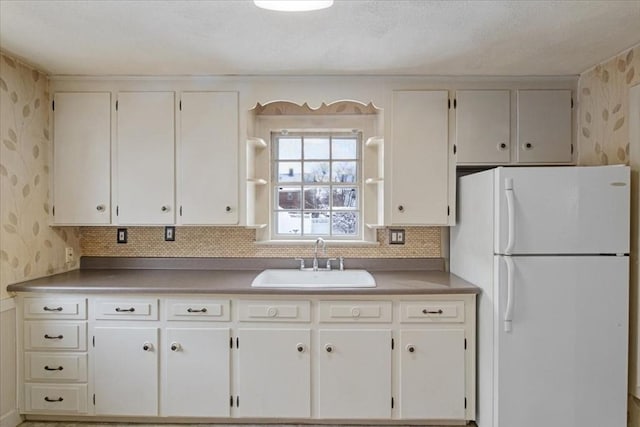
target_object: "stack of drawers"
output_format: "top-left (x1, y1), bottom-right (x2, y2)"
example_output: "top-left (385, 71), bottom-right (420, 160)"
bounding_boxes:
top-left (22, 297), bottom-right (88, 414)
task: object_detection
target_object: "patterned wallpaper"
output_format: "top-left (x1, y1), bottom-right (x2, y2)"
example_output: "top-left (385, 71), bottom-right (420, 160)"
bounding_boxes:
top-left (80, 226), bottom-right (442, 259)
top-left (0, 52), bottom-right (80, 299)
top-left (578, 45), bottom-right (639, 165)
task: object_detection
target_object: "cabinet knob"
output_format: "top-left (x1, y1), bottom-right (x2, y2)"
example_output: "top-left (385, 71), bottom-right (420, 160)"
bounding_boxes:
top-left (225, 206), bottom-right (232, 212)
top-left (325, 344), bottom-right (334, 353)
top-left (351, 307), bottom-right (361, 318)
top-left (524, 142), bottom-right (533, 150)
top-left (397, 205), bottom-right (404, 212)
top-left (96, 204), bottom-right (106, 212)
top-left (267, 307), bottom-right (278, 317)
top-left (296, 343), bottom-right (305, 353)
top-left (170, 342), bottom-right (181, 352)
top-left (161, 205), bottom-right (170, 212)
top-left (142, 342), bottom-right (153, 352)
top-left (497, 143), bottom-right (508, 151)
top-left (406, 345), bottom-right (416, 353)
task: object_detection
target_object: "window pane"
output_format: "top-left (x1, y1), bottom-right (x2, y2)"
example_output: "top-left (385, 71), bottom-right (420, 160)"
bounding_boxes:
top-left (303, 162), bottom-right (330, 183)
top-left (332, 138), bottom-right (358, 159)
top-left (304, 187), bottom-right (329, 210)
top-left (277, 162), bottom-right (301, 182)
top-left (276, 211), bottom-right (301, 235)
top-left (332, 212), bottom-right (358, 235)
top-left (304, 138), bottom-right (330, 159)
top-left (278, 137), bottom-right (301, 160)
top-left (303, 212), bottom-right (330, 235)
top-left (277, 186), bottom-right (301, 210)
top-left (332, 161), bottom-right (357, 183)
top-left (332, 187), bottom-right (358, 209)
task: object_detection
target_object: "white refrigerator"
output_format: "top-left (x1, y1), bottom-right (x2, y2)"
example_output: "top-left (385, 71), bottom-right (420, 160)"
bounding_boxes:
top-left (450, 166), bottom-right (630, 427)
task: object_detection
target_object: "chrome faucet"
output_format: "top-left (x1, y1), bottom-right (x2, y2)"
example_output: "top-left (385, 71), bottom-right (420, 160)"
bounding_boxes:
top-left (313, 237), bottom-right (326, 271)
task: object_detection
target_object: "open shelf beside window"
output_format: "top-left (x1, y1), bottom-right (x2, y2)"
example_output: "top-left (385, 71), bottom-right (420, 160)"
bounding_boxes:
top-left (245, 136), bottom-right (269, 230)
top-left (363, 136), bottom-right (384, 229)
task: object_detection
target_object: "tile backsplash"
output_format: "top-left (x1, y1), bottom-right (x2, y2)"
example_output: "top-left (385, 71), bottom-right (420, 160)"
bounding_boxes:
top-left (80, 226), bottom-right (442, 259)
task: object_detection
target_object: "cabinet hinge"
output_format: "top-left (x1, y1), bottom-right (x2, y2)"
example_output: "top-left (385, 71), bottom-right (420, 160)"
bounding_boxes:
top-left (93, 394), bottom-right (96, 405)
top-left (52, 206), bottom-right (55, 217)
top-left (52, 100), bottom-right (55, 111)
top-left (464, 338), bottom-right (467, 350)
top-left (179, 100), bottom-right (182, 111)
top-left (571, 97), bottom-right (574, 109)
top-left (571, 144), bottom-right (574, 155)
top-left (465, 397), bottom-right (467, 409)
top-left (116, 100), bottom-right (118, 111)
top-left (391, 338), bottom-right (394, 350)
top-left (93, 336), bottom-right (95, 347)
top-left (180, 206), bottom-right (183, 217)
top-left (454, 98), bottom-right (457, 109)
top-left (230, 336), bottom-right (233, 349)
top-left (391, 397), bottom-right (394, 409)
top-left (116, 206), bottom-right (119, 216)
top-left (447, 205), bottom-right (450, 216)
top-left (230, 395), bottom-right (233, 407)
top-left (448, 99), bottom-right (451, 109)
top-left (236, 396), bottom-right (239, 407)
top-left (236, 337), bottom-right (239, 348)
top-left (453, 144), bottom-right (457, 155)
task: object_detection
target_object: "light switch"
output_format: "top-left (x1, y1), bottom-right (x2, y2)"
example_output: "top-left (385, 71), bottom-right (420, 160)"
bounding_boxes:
top-left (389, 228), bottom-right (405, 245)
top-left (117, 228), bottom-right (128, 244)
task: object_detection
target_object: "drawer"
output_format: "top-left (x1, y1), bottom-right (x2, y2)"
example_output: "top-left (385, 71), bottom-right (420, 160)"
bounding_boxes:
top-left (25, 352), bottom-right (88, 382)
top-left (166, 298), bottom-right (231, 321)
top-left (23, 297), bottom-right (87, 320)
top-left (319, 300), bottom-right (392, 323)
top-left (94, 298), bottom-right (158, 320)
top-left (238, 300), bottom-right (310, 322)
top-left (25, 384), bottom-right (88, 413)
top-left (399, 301), bottom-right (465, 323)
top-left (24, 322), bottom-right (87, 351)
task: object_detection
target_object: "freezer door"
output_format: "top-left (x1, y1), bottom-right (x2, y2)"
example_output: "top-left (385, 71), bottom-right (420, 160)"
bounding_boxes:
top-left (494, 166), bottom-right (630, 254)
top-left (493, 256), bottom-right (628, 427)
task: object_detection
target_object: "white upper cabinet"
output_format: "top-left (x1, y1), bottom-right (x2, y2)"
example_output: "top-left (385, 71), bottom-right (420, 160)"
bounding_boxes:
top-left (455, 90), bottom-right (511, 164)
top-left (116, 92), bottom-right (175, 224)
top-left (179, 92), bottom-right (238, 225)
top-left (391, 90), bottom-right (450, 225)
top-left (517, 89), bottom-right (572, 163)
top-left (52, 92), bottom-right (111, 224)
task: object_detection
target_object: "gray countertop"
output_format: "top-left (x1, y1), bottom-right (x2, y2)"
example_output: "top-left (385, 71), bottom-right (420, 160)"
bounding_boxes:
top-left (6, 257), bottom-right (480, 295)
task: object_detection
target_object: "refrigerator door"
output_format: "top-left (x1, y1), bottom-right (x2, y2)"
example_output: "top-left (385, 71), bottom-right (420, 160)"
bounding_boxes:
top-left (494, 166), bottom-right (630, 255)
top-left (493, 255), bottom-right (628, 427)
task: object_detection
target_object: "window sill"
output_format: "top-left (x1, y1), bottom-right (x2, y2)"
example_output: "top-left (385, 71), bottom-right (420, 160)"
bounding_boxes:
top-left (254, 239), bottom-right (380, 247)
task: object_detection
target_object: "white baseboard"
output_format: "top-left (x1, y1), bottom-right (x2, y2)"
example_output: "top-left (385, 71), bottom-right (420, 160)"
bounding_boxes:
top-left (0, 298), bottom-right (15, 313)
top-left (0, 409), bottom-right (22, 427)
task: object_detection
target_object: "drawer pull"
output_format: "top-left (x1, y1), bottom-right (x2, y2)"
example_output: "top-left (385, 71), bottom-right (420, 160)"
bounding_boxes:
top-left (43, 306), bottom-right (63, 312)
top-left (44, 334), bottom-right (64, 340)
top-left (115, 307), bottom-right (135, 313)
top-left (422, 309), bottom-right (443, 315)
top-left (187, 308), bottom-right (208, 313)
top-left (44, 365), bottom-right (64, 371)
top-left (44, 396), bottom-right (64, 402)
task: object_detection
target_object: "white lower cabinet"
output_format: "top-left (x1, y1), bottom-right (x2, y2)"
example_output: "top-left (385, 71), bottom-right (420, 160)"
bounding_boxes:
top-left (92, 327), bottom-right (159, 416)
top-left (237, 328), bottom-right (311, 418)
top-left (164, 327), bottom-right (230, 417)
top-left (18, 293), bottom-right (475, 422)
top-left (318, 329), bottom-right (392, 419)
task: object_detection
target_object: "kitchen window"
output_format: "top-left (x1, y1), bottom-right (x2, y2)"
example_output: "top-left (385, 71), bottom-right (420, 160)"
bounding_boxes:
top-left (272, 132), bottom-right (362, 239)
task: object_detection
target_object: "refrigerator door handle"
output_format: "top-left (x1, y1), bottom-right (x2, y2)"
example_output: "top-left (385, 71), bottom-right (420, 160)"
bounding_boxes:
top-left (504, 256), bottom-right (515, 332)
top-left (505, 178), bottom-right (515, 254)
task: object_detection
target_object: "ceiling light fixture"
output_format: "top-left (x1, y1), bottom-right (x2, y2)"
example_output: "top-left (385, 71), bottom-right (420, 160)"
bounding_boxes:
top-left (254, 0), bottom-right (334, 12)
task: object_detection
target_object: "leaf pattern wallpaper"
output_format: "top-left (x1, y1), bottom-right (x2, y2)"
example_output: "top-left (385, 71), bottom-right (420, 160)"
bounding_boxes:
top-left (578, 46), bottom-right (639, 165)
top-left (0, 52), bottom-right (80, 300)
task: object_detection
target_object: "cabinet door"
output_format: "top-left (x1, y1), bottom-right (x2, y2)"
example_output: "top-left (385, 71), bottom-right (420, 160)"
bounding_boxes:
top-left (179, 91), bottom-right (238, 224)
top-left (517, 89), bottom-right (572, 163)
top-left (399, 329), bottom-right (466, 419)
top-left (318, 329), bottom-right (391, 419)
top-left (93, 327), bottom-right (158, 416)
top-left (391, 90), bottom-right (449, 225)
top-left (164, 328), bottom-right (230, 417)
top-left (456, 90), bottom-right (510, 164)
top-left (116, 92), bottom-right (175, 224)
top-left (237, 328), bottom-right (310, 418)
top-left (53, 92), bottom-right (111, 224)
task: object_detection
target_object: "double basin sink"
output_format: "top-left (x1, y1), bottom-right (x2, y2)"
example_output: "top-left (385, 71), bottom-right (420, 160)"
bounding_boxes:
top-left (251, 269), bottom-right (376, 288)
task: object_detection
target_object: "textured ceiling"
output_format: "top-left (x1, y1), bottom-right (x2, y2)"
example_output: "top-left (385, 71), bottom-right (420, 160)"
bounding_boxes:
top-left (0, 0), bottom-right (639, 76)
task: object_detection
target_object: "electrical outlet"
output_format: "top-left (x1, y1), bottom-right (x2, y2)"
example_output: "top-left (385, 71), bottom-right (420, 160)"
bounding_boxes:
top-left (389, 228), bottom-right (405, 245)
top-left (164, 226), bottom-right (175, 241)
top-left (64, 247), bottom-right (74, 263)
top-left (117, 228), bottom-right (128, 244)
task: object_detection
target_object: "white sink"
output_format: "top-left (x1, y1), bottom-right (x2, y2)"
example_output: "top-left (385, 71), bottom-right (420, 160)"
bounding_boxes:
top-left (251, 269), bottom-right (376, 288)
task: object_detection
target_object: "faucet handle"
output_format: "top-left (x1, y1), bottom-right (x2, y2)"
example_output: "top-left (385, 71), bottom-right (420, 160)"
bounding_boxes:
top-left (325, 258), bottom-right (338, 270)
top-left (294, 257), bottom-right (306, 270)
